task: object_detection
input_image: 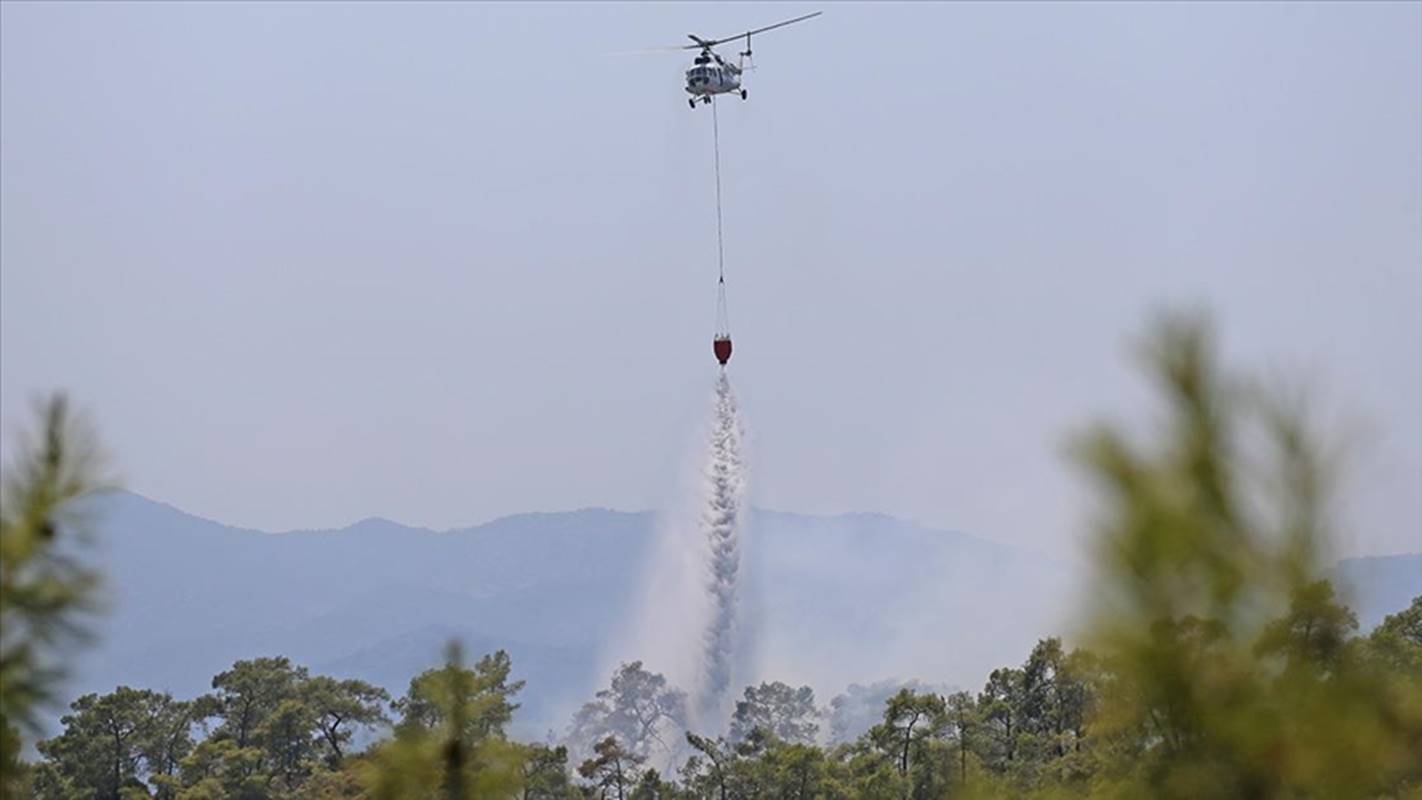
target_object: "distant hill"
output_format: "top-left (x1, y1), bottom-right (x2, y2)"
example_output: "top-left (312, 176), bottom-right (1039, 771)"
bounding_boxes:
top-left (56, 491), bottom-right (1417, 740)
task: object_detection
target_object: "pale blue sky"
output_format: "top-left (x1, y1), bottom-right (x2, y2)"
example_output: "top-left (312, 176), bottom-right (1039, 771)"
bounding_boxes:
top-left (3, 2), bottom-right (1418, 557)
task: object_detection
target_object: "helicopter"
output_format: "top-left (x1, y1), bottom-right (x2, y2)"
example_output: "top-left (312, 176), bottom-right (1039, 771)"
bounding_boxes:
top-left (679, 12), bottom-right (821, 109)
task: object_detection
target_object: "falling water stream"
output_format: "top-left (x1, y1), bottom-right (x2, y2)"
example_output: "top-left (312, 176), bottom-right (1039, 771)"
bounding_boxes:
top-left (693, 369), bottom-right (746, 728)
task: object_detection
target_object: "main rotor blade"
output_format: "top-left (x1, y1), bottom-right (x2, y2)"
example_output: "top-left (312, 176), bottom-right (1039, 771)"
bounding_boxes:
top-left (741, 11), bottom-right (823, 40)
top-left (603, 45), bottom-right (687, 56)
top-left (689, 11), bottom-right (822, 49)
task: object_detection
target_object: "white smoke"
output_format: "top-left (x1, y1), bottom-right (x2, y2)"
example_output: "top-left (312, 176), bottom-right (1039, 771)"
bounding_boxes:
top-left (694, 369), bottom-right (747, 729)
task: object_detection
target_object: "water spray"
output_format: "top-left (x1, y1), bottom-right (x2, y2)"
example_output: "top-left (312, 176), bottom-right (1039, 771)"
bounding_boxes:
top-left (694, 369), bottom-right (746, 727)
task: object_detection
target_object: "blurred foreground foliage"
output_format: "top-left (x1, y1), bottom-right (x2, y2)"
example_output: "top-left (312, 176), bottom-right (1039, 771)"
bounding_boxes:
top-left (7, 316), bottom-right (1421, 798)
top-left (1066, 314), bottom-right (1422, 798)
top-left (1, 395), bottom-right (107, 799)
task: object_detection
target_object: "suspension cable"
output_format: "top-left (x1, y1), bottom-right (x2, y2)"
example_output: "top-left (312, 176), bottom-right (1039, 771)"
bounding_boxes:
top-left (711, 97), bottom-right (726, 284)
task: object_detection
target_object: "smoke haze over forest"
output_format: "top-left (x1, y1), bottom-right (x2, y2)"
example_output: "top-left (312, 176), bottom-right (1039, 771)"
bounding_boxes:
top-left (46, 489), bottom-right (1419, 745)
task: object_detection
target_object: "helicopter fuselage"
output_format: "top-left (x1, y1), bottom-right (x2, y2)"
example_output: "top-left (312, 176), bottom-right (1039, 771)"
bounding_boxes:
top-left (684, 58), bottom-right (742, 98)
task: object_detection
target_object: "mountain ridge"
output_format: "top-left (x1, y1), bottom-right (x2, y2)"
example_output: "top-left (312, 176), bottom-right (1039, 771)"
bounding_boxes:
top-left (114, 490), bottom-right (1010, 549)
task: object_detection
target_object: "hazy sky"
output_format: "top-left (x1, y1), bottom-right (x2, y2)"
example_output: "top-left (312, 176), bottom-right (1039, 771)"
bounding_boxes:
top-left (3, 2), bottom-right (1418, 558)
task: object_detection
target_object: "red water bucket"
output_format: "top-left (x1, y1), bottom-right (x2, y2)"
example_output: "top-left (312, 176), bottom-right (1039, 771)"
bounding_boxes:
top-left (713, 336), bottom-right (733, 365)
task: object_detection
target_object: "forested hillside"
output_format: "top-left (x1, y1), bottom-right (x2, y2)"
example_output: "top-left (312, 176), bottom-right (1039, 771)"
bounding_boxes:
top-left (17, 591), bottom-right (1422, 798)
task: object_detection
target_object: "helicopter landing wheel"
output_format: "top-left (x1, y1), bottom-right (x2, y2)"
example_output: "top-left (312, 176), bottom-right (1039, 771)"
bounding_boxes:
top-left (689, 99), bottom-right (697, 110)
top-left (740, 89), bottom-right (748, 100)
